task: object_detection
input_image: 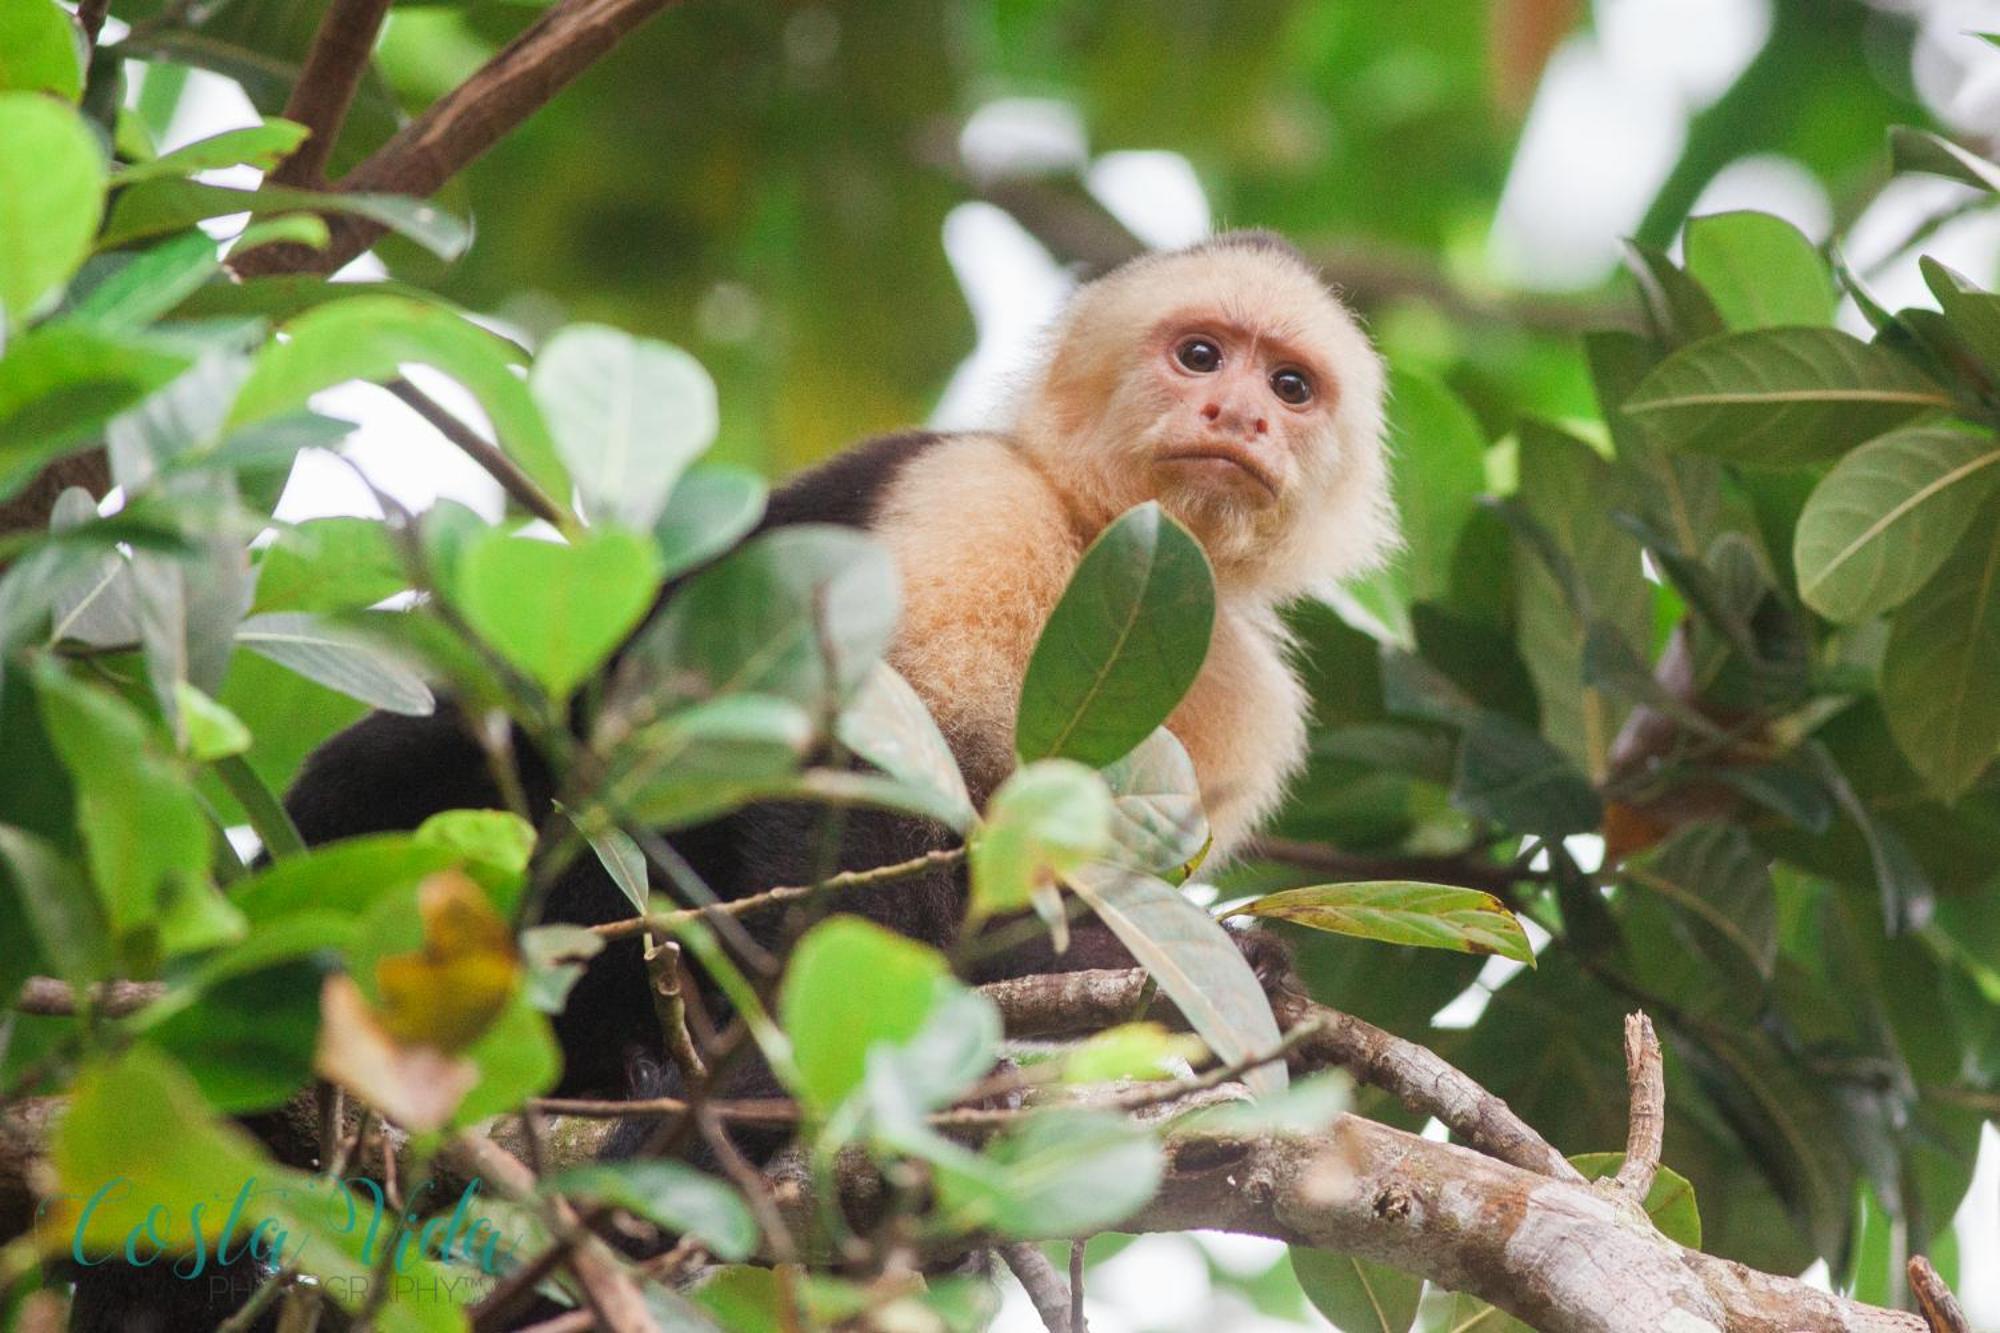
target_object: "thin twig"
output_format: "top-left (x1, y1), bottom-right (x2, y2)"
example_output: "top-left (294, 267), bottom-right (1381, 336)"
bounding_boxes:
top-left (696, 1104), bottom-right (795, 1266)
top-left (267, 0), bottom-right (394, 189)
top-left (1614, 1012), bottom-right (1664, 1200)
top-left (644, 938), bottom-right (707, 1082)
top-left (1909, 1257), bottom-right (1971, 1333)
top-left (1069, 1240), bottom-right (1087, 1333)
top-left (76, 0), bottom-right (112, 52)
top-left (385, 379), bottom-right (570, 527)
top-left (589, 848), bottom-right (965, 941)
top-left (15, 977), bottom-right (164, 1018)
top-left (1000, 1243), bottom-right (1073, 1333)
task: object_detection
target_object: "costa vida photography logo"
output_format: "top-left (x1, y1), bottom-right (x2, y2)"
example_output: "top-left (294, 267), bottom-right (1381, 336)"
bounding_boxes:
top-left (43, 1172), bottom-right (527, 1304)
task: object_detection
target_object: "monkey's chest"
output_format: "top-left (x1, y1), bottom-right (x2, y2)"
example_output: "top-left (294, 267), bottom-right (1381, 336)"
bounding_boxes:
top-left (1165, 619), bottom-right (1308, 857)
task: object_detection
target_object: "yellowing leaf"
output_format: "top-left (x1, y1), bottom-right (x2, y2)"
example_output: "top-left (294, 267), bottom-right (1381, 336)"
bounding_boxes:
top-left (373, 869), bottom-right (520, 1052)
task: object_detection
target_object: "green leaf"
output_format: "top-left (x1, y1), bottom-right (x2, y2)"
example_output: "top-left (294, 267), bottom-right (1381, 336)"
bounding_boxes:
top-left (458, 527), bottom-right (662, 699)
top-left (780, 916), bottom-right (949, 1116)
top-left (652, 462), bottom-right (767, 579)
top-left (0, 825), bottom-right (111, 984)
top-left (100, 180), bottom-right (470, 260)
top-left (1293, 1249), bottom-right (1423, 1333)
top-left (251, 516), bottom-right (407, 615)
top-left (969, 760), bottom-right (1113, 919)
top-left (174, 681), bottom-right (251, 760)
top-left (609, 694), bottom-right (814, 830)
top-left (1623, 328), bottom-right (1951, 466)
top-left (0, 324), bottom-right (190, 497)
top-left (1346, 369), bottom-right (1488, 638)
top-left (1622, 823), bottom-right (1777, 982)
top-left (1793, 426), bottom-right (2000, 623)
top-left (1510, 422), bottom-right (1652, 777)
top-left (236, 611), bottom-right (436, 715)
top-left (1065, 863), bottom-right (1286, 1096)
top-left (531, 324), bottom-right (719, 531)
top-left (1683, 211), bottom-right (1836, 330)
top-left (617, 525), bottom-right (897, 713)
top-left (547, 1162), bottom-right (759, 1262)
top-left (0, 0), bottom-right (83, 101)
top-left (34, 661), bottom-right (239, 954)
top-left (146, 959), bottom-right (319, 1111)
top-left (230, 213), bottom-right (332, 256)
top-left (1889, 126), bottom-right (2000, 194)
top-left (228, 295), bottom-right (567, 505)
top-left (1881, 508), bottom-right (2000, 799)
top-left (70, 231), bottom-right (221, 332)
top-left (1566, 1153), bottom-right (1703, 1246)
top-left (1099, 726), bottom-right (1209, 876)
top-left (1920, 257), bottom-right (2000, 377)
top-left (1622, 240), bottom-right (1724, 346)
top-left (452, 989), bottom-right (560, 1126)
top-left (932, 1108), bottom-right (1163, 1238)
top-left (1229, 881), bottom-right (1532, 964)
top-left (1016, 502), bottom-right (1215, 767)
top-left (229, 834), bottom-right (460, 926)
top-left (836, 662), bottom-right (975, 832)
top-left (1451, 711), bottom-right (1603, 837)
top-left (107, 119), bottom-right (309, 184)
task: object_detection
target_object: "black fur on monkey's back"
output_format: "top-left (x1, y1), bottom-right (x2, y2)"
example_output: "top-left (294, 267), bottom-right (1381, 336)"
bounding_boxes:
top-left (284, 429), bottom-right (1117, 1098)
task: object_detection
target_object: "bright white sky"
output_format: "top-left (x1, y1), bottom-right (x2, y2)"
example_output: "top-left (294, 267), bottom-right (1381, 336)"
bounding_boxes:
top-left (146, 0), bottom-right (2000, 1325)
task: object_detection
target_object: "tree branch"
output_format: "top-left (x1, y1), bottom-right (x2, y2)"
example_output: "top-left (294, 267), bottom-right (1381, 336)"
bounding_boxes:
top-left (233, 0), bottom-right (687, 278)
top-left (1910, 1256), bottom-right (1971, 1333)
top-left (999, 1243), bottom-right (1074, 1333)
top-left (981, 967), bottom-right (1584, 1183)
top-left (1614, 1011), bottom-right (1664, 1199)
top-left (267, 0), bottom-right (394, 189)
top-left (384, 378), bottom-right (570, 527)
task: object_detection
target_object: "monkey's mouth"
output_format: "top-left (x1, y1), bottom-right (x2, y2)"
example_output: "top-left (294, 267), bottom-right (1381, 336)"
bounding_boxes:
top-left (1156, 445), bottom-right (1281, 499)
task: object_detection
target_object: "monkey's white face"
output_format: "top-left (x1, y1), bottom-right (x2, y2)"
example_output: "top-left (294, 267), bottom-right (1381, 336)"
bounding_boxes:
top-left (1141, 312), bottom-right (1332, 515)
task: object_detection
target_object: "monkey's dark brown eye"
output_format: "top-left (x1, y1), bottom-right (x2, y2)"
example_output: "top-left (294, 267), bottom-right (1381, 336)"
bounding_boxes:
top-left (1175, 338), bottom-right (1222, 373)
top-left (1270, 369), bottom-right (1313, 405)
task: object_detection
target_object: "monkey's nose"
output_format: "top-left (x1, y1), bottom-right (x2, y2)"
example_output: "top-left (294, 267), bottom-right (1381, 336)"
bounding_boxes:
top-left (1200, 402), bottom-right (1268, 436)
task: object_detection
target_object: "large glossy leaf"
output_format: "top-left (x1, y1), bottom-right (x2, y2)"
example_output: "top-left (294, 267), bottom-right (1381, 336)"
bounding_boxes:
top-left (0, 0), bottom-right (83, 101)
top-left (1683, 211), bottom-right (1836, 331)
top-left (1880, 509), bottom-right (2000, 799)
top-left (100, 180), bottom-right (470, 260)
top-left (1293, 1249), bottom-right (1422, 1333)
top-left (457, 527), bottom-right (663, 700)
top-left (1793, 426), bottom-right (2000, 623)
top-left (1622, 823), bottom-right (1777, 985)
top-left (836, 662), bottom-right (975, 832)
top-left (1016, 502), bottom-right (1215, 767)
top-left (1099, 726), bottom-right (1209, 876)
top-left (1510, 422), bottom-right (1652, 777)
top-left (1624, 328), bottom-right (1950, 465)
top-left (531, 324), bottom-right (720, 531)
top-left (616, 525), bottom-right (897, 714)
top-left (227, 295), bottom-right (567, 506)
top-left (70, 231), bottom-right (220, 333)
top-left (0, 93), bottom-right (101, 325)
top-left (236, 611), bottom-right (435, 715)
top-left (1065, 863), bottom-right (1286, 1096)
top-left (1622, 241), bottom-right (1725, 347)
top-left (1230, 881), bottom-right (1532, 964)
top-left (1451, 711), bottom-right (1603, 837)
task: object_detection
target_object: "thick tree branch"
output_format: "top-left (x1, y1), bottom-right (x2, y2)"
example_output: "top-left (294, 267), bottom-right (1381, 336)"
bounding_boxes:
top-left (234, 0), bottom-right (686, 278)
top-left (983, 967), bottom-right (1583, 1182)
top-left (1910, 1257), bottom-right (1971, 1333)
top-left (267, 0), bottom-right (394, 189)
top-left (999, 1243), bottom-right (1074, 1333)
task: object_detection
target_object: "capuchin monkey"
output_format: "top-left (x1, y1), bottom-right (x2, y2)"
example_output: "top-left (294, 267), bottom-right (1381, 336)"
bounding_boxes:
top-left (288, 228), bottom-right (1395, 1094)
top-left (66, 230), bottom-right (1391, 1333)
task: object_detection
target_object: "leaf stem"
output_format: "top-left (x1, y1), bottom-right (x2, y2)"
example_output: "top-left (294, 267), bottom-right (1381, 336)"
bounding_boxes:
top-left (215, 755), bottom-right (305, 859)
